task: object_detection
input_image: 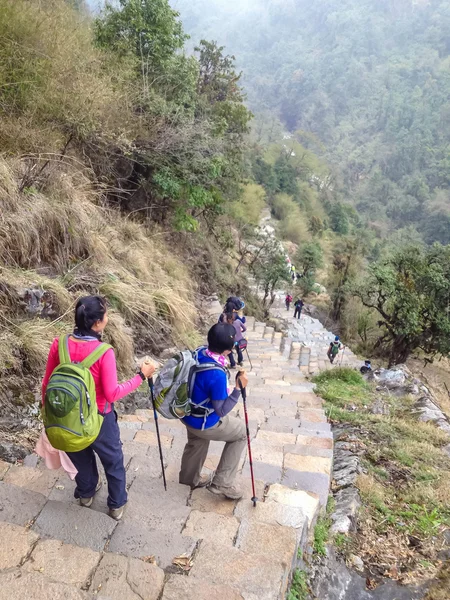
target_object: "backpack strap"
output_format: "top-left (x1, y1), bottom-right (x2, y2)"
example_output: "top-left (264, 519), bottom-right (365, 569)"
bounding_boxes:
top-left (81, 343), bottom-right (113, 369)
top-left (58, 335), bottom-right (72, 365)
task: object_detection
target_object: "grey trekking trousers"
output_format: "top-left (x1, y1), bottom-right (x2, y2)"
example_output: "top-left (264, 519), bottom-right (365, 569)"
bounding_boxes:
top-left (179, 415), bottom-right (247, 488)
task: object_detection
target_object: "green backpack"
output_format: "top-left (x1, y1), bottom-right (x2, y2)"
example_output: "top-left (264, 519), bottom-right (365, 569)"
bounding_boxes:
top-left (42, 335), bottom-right (112, 452)
top-left (330, 342), bottom-right (340, 357)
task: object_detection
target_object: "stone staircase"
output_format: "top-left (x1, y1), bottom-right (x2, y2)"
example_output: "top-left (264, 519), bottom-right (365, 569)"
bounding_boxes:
top-left (0, 310), bottom-right (359, 600)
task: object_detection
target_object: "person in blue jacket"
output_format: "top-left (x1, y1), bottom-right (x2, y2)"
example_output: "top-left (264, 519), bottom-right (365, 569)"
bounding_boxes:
top-left (179, 323), bottom-right (248, 500)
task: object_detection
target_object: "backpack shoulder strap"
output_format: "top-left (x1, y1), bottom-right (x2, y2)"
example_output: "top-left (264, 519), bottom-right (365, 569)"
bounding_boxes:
top-left (58, 335), bottom-right (71, 365)
top-left (81, 343), bottom-right (113, 369)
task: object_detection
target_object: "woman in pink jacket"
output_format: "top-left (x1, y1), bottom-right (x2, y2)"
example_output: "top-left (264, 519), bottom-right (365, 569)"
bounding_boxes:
top-left (42, 296), bottom-right (155, 520)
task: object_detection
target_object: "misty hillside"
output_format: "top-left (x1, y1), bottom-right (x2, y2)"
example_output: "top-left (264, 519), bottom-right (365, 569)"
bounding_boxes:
top-left (173, 0), bottom-right (450, 244)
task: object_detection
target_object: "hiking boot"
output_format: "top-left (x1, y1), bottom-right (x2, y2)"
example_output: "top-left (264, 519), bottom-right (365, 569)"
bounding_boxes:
top-left (109, 504), bottom-right (126, 521)
top-left (208, 483), bottom-right (243, 500)
top-left (192, 474), bottom-right (213, 490)
top-left (79, 480), bottom-right (102, 508)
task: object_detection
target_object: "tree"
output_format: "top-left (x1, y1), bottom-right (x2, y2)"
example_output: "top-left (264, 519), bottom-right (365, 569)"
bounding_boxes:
top-left (295, 241), bottom-right (323, 277)
top-left (353, 244), bottom-right (450, 366)
top-left (95, 0), bottom-right (187, 73)
top-left (252, 239), bottom-right (291, 309)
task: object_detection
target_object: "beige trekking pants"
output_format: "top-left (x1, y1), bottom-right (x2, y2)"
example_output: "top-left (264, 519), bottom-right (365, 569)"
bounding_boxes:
top-left (179, 415), bottom-right (247, 488)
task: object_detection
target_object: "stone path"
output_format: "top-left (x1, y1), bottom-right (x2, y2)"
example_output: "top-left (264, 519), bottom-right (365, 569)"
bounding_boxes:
top-left (0, 309), bottom-right (360, 600)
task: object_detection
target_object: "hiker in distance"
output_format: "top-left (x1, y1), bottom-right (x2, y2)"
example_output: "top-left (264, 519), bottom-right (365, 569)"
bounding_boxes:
top-left (226, 312), bottom-right (246, 368)
top-left (294, 297), bottom-right (304, 319)
top-left (219, 296), bottom-right (246, 324)
top-left (327, 336), bottom-right (343, 364)
top-left (42, 296), bottom-right (155, 520)
top-left (285, 293), bottom-right (293, 311)
top-left (179, 323), bottom-right (248, 500)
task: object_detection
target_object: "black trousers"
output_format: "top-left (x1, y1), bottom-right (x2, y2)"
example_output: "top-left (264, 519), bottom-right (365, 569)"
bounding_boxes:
top-left (294, 307), bottom-right (302, 319)
top-left (229, 345), bottom-right (244, 367)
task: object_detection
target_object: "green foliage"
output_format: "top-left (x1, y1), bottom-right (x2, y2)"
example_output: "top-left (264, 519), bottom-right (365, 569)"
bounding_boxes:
top-left (229, 183), bottom-right (266, 226)
top-left (353, 244), bottom-right (450, 365)
top-left (251, 239), bottom-right (291, 308)
top-left (295, 241), bottom-right (323, 277)
top-left (95, 0), bottom-right (187, 70)
top-left (287, 569), bottom-right (309, 600)
top-left (313, 515), bottom-right (331, 556)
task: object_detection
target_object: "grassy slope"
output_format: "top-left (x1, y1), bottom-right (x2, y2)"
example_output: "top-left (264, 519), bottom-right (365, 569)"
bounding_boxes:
top-left (313, 368), bottom-right (450, 586)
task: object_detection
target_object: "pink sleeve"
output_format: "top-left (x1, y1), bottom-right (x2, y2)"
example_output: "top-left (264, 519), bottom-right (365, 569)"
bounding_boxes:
top-left (42, 338), bottom-right (60, 403)
top-left (99, 348), bottom-right (143, 404)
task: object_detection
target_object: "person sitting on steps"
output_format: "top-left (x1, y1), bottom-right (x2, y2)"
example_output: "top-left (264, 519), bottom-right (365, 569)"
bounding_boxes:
top-left (226, 312), bottom-right (246, 368)
top-left (41, 296), bottom-right (155, 521)
top-left (294, 298), bottom-right (304, 319)
top-left (179, 323), bottom-right (248, 500)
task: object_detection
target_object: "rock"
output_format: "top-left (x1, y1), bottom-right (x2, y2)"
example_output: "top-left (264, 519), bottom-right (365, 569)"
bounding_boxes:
top-left (237, 521), bottom-right (297, 565)
top-left (0, 441), bottom-right (28, 462)
top-left (161, 575), bottom-right (244, 600)
top-left (108, 521), bottom-right (197, 570)
top-left (25, 539), bottom-right (100, 586)
top-left (0, 570), bottom-right (88, 600)
top-left (91, 552), bottom-right (165, 600)
top-left (182, 511), bottom-right (240, 545)
top-left (4, 465), bottom-right (59, 496)
top-left (370, 398), bottom-right (390, 415)
top-left (158, 347), bottom-right (179, 361)
top-left (0, 481), bottom-right (48, 526)
top-left (371, 367), bottom-right (407, 390)
top-left (0, 522), bottom-right (39, 569)
top-left (330, 488), bottom-right (361, 534)
top-left (189, 540), bottom-right (289, 600)
top-left (32, 500), bottom-right (117, 552)
top-left (349, 554), bottom-right (364, 571)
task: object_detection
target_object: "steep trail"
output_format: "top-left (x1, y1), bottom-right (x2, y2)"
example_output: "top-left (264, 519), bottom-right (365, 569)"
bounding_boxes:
top-left (0, 304), bottom-right (361, 599)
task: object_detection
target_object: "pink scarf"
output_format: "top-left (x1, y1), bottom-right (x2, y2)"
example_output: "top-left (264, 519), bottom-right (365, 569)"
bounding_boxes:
top-left (205, 348), bottom-right (228, 367)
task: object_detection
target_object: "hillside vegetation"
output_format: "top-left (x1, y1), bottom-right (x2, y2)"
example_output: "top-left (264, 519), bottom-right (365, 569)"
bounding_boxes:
top-left (0, 0), bottom-right (264, 422)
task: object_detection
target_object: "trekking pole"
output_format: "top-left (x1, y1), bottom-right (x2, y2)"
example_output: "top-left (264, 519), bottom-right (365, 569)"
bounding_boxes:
top-left (339, 345), bottom-right (346, 367)
top-left (245, 348), bottom-right (253, 371)
top-left (148, 377), bottom-right (167, 491)
top-left (237, 373), bottom-right (257, 507)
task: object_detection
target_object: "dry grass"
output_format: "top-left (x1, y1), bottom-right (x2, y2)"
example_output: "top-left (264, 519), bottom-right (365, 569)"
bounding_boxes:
top-left (0, 156), bottom-right (198, 382)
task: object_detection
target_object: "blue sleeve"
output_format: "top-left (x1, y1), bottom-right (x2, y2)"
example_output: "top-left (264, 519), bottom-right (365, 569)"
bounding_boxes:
top-left (209, 370), bottom-right (228, 401)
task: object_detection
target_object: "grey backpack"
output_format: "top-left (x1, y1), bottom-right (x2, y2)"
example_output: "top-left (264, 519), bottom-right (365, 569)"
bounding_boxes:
top-left (153, 348), bottom-right (227, 421)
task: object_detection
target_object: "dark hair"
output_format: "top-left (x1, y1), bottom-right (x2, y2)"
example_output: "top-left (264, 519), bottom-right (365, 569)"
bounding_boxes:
top-left (225, 312), bottom-right (235, 323)
top-left (207, 323), bottom-right (236, 353)
top-left (74, 296), bottom-right (107, 337)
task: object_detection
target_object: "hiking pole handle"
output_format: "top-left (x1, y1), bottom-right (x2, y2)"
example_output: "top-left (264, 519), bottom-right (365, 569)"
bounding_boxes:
top-left (148, 377), bottom-right (167, 492)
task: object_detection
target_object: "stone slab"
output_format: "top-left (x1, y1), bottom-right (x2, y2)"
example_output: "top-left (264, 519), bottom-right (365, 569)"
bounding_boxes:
top-left (298, 421), bottom-right (331, 433)
top-left (0, 521), bottom-right (39, 568)
top-left (183, 510), bottom-right (240, 545)
top-left (0, 570), bottom-right (89, 600)
top-left (281, 469), bottom-right (330, 508)
top-left (255, 430), bottom-right (296, 445)
top-left (3, 465), bottom-right (59, 496)
top-left (241, 461), bottom-right (282, 484)
top-left (296, 434), bottom-right (333, 449)
top-left (189, 541), bottom-right (288, 600)
top-left (108, 521), bottom-right (197, 570)
top-left (130, 474), bottom-right (190, 505)
top-left (124, 489), bottom-right (190, 531)
top-left (0, 481), bottom-right (47, 526)
top-left (260, 416), bottom-right (299, 433)
top-left (284, 443), bottom-right (333, 459)
top-left (161, 575), bottom-right (244, 600)
top-left (284, 453), bottom-right (332, 476)
top-left (266, 484), bottom-right (320, 524)
top-left (0, 460), bottom-right (11, 479)
top-left (90, 552), bottom-right (165, 600)
top-left (32, 500), bottom-right (116, 551)
top-left (235, 497), bottom-right (307, 530)
top-left (134, 430), bottom-right (173, 448)
top-left (189, 487), bottom-right (236, 516)
top-left (237, 521), bottom-right (297, 565)
top-left (298, 409), bottom-right (327, 424)
top-left (250, 443), bottom-right (284, 468)
top-left (25, 539), bottom-right (100, 586)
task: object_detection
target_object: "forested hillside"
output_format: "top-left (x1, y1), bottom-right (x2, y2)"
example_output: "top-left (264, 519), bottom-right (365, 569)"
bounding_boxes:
top-left (172, 0), bottom-right (450, 245)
